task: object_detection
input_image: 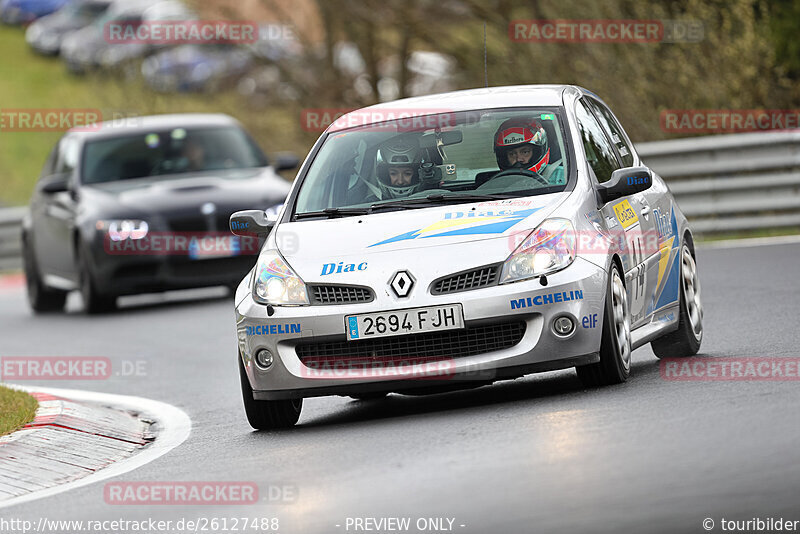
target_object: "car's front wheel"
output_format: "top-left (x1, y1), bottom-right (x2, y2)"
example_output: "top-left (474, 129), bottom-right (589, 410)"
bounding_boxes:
top-left (77, 245), bottom-right (116, 314)
top-left (239, 356), bottom-right (302, 429)
top-left (23, 236), bottom-right (67, 313)
top-left (651, 245), bottom-right (703, 358)
top-left (576, 262), bottom-right (631, 387)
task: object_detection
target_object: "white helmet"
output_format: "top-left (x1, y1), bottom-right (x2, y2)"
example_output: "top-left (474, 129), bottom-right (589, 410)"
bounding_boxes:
top-left (376, 136), bottom-right (422, 199)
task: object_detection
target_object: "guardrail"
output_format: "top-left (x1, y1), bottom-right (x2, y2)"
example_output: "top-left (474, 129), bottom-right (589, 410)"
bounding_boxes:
top-left (637, 131), bottom-right (800, 233)
top-left (0, 207), bottom-right (26, 272)
top-left (0, 131), bottom-right (798, 272)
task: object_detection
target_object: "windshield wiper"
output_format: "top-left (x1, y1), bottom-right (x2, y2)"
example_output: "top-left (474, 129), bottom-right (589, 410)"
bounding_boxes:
top-left (293, 207), bottom-right (372, 220)
top-left (371, 193), bottom-right (515, 209)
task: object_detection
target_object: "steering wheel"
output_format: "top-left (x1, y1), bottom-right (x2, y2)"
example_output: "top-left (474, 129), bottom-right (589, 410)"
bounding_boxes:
top-left (485, 168), bottom-right (550, 187)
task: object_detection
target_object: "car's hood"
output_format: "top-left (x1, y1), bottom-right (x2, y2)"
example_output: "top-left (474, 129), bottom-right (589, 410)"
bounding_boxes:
top-left (277, 193), bottom-right (569, 283)
top-left (80, 168), bottom-right (290, 218)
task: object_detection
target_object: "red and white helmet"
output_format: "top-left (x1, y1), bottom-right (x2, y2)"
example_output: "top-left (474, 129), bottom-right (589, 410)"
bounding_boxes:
top-left (494, 118), bottom-right (549, 173)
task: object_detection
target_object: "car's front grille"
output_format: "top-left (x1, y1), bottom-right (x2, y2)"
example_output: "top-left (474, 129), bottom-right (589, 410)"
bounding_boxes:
top-left (296, 321), bottom-right (526, 368)
top-left (167, 213), bottom-right (232, 233)
top-left (431, 264), bottom-right (501, 294)
top-left (308, 284), bottom-right (374, 305)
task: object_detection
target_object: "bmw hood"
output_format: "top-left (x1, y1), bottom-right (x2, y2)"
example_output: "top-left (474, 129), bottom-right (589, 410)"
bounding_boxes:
top-left (82, 169), bottom-right (290, 217)
top-left (277, 193), bottom-right (569, 282)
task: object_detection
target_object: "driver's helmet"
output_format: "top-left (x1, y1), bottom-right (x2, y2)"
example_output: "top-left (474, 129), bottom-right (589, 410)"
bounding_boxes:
top-left (494, 118), bottom-right (549, 173)
top-left (376, 136), bottom-right (422, 199)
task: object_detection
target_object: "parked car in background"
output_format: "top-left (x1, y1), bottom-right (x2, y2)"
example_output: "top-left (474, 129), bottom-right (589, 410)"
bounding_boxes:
top-left (60, 0), bottom-right (190, 74)
top-left (142, 44), bottom-right (253, 93)
top-left (22, 114), bottom-right (298, 314)
top-left (25, 0), bottom-right (111, 55)
top-left (0, 0), bottom-right (70, 25)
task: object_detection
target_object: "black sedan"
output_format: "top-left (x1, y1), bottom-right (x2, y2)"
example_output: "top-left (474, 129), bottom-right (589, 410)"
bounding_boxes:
top-left (21, 113), bottom-right (297, 313)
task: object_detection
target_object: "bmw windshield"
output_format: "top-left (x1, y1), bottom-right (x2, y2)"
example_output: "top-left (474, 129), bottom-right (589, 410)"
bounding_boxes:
top-left (293, 108), bottom-right (572, 219)
top-left (81, 126), bottom-right (269, 184)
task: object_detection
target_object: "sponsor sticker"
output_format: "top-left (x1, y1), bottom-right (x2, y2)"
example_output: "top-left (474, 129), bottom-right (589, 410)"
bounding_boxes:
top-left (613, 199), bottom-right (639, 229)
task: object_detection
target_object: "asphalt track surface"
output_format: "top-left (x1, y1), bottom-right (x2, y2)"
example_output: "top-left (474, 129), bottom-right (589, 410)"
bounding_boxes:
top-left (1, 241), bottom-right (800, 534)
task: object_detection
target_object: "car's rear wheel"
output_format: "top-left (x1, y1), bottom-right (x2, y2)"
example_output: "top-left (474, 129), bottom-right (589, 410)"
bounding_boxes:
top-left (23, 236), bottom-right (67, 313)
top-left (576, 262), bottom-right (631, 387)
top-left (239, 356), bottom-right (302, 429)
top-left (651, 245), bottom-right (703, 358)
top-left (77, 245), bottom-right (116, 314)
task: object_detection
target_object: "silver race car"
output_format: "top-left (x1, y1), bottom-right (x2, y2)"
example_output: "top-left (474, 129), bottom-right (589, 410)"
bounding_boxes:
top-left (231, 85), bottom-right (703, 429)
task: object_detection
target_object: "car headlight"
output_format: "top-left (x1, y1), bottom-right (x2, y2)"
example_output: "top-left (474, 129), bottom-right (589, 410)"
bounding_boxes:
top-left (97, 220), bottom-right (149, 241)
top-left (500, 218), bottom-right (576, 284)
top-left (253, 249), bottom-right (309, 306)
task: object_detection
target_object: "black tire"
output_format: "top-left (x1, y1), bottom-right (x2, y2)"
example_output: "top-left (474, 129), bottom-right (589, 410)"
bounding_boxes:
top-left (22, 236), bottom-right (67, 313)
top-left (239, 356), bottom-right (302, 429)
top-left (576, 262), bottom-right (631, 387)
top-left (651, 245), bottom-right (703, 358)
top-left (77, 245), bottom-right (116, 314)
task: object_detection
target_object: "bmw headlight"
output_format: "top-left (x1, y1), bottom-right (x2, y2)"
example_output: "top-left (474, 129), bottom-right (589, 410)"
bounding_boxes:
top-left (500, 218), bottom-right (576, 284)
top-left (97, 220), bottom-right (149, 241)
top-left (253, 249), bottom-right (309, 306)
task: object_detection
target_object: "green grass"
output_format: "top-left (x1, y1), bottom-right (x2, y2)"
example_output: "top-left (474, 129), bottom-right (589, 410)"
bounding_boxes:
top-left (0, 24), bottom-right (308, 206)
top-left (0, 385), bottom-right (38, 437)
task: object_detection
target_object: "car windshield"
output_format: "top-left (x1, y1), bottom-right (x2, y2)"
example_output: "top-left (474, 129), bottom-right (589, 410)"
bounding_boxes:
top-left (293, 108), bottom-right (570, 217)
top-left (81, 125), bottom-right (268, 184)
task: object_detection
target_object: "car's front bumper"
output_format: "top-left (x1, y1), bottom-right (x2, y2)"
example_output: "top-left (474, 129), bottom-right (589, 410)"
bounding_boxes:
top-left (236, 257), bottom-right (608, 399)
top-left (89, 246), bottom-right (255, 296)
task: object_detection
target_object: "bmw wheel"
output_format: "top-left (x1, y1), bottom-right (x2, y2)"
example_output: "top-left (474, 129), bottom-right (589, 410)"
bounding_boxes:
top-left (239, 356), bottom-right (302, 429)
top-left (651, 245), bottom-right (703, 358)
top-left (576, 262), bottom-right (631, 386)
top-left (77, 245), bottom-right (117, 314)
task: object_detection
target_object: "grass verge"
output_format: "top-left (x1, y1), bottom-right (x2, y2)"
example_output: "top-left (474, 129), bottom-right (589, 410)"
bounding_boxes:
top-left (0, 24), bottom-right (306, 207)
top-left (0, 385), bottom-right (38, 437)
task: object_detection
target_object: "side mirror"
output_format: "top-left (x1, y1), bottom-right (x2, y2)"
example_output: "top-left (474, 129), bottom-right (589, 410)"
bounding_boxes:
top-left (596, 166), bottom-right (652, 204)
top-left (39, 173), bottom-right (70, 194)
top-left (230, 210), bottom-right (275, 237)
top-left (273, 152), bottom-right (299, 171)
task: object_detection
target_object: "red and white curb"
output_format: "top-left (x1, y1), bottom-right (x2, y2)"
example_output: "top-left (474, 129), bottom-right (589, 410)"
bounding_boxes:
top-left (0, 385), bottom-right (191, 509)
top-left (0, 273), bottom-right (25, 293)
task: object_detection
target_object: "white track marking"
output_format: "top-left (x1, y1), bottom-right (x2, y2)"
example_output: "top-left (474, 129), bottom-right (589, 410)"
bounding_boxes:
top-left (0, 385), bottom-right (191, 510)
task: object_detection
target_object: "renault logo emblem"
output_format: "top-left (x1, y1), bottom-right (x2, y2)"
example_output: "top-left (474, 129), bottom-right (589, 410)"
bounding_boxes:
top-left (390, 271), bottom-right (414, 298)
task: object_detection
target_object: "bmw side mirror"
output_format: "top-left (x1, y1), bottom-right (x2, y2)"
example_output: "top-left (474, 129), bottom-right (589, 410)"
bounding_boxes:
top-left (230, 210), bottom-right (275, 237)
top-left (39, 173), bottom-right (70, 194)
top-left (273, 152), bottom-right (299, 171)
top-left (596, 166), bottom-right (652, 204)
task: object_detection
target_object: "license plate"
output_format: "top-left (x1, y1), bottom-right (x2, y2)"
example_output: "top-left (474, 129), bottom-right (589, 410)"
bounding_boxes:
top-left (188, 235), bottom-right (242, 260)
top-left (346, 304), bottom-right (464, 341)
